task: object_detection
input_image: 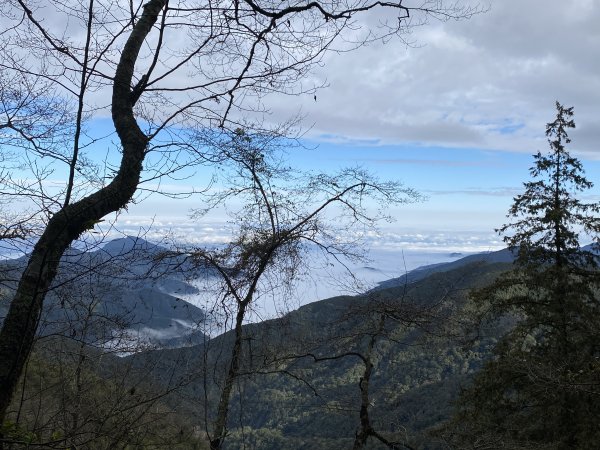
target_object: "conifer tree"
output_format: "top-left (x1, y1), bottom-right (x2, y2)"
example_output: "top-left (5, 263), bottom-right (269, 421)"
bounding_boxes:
top-left (500, 102), bottom-right (600, 267)
top-left (447, 103), bottom-right (600, 449)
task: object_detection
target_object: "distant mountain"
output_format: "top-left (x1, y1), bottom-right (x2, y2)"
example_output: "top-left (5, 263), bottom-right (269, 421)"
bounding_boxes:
top-left (0, 236), bottom-right (212, 350)
top-left (101, 235), bottom-right (161, 255)
top-left (375, 247), bottom-right (516, 290)
top-left (0, 244), bottom-right (518, 352)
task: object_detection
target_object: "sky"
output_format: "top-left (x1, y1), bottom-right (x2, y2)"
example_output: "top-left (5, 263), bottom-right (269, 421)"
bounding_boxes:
top-left (2, 0), bottom-right (600, 267)
top-left (111, 0), bottom-right (600, 258)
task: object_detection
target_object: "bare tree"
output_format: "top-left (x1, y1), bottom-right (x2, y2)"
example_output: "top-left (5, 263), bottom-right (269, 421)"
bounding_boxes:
top-left (162, 128), bottom-right (419, 449)
top-left (347, 295), bottom-right (449, 450)
top-left (225, 259), bottom-right (481, 450)
top-left (0, 0), bottom-right (480, 439)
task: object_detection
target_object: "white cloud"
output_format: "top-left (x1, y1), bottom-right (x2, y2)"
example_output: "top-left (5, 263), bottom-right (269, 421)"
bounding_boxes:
top-left (95, 212), bottom-right (502, 254)
top-left (258, 0), bottom-right (600, 156)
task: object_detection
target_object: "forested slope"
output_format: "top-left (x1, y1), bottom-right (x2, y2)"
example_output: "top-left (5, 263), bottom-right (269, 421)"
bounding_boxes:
top-left (130, 257), bottom-right (513, 449)
top-left (2, 251), bottom-right (516, 449)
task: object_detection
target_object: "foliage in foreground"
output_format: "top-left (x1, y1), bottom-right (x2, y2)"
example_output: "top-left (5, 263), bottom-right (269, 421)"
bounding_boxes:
top-left (4, 336), bottom-right (207, 449)
top-left (445, 103), bottom-right (600, 449)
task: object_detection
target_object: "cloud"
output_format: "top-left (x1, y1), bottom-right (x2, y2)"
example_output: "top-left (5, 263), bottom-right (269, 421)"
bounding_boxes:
top-left (259, 0), bottom-right (600, 156)
top-left (426, 187), bottom-right (522, 197)
top-left (89, 211), bottom-right (504, 256)
top-left (365, 229), bottom-right (504, 253)
top-left (355, 158), bottom-right (506, 168)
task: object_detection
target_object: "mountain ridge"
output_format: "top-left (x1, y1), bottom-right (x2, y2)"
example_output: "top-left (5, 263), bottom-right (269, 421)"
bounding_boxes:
top-left (0, 235), bottom-right (211, 349)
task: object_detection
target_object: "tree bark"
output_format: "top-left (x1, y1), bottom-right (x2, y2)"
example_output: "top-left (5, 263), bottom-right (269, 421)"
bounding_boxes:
top-left (0, 0), bottom-right (167, 435)
top-left (353, 359), bottom-right (374, 450)
top-left (352, 315), bottom-right (381, 450)
top-left (210, 301), bottom-right (248, 450)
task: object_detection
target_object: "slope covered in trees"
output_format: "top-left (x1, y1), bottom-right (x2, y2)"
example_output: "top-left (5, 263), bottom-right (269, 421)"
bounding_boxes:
top-left (123, 255), bottom-right (512, 449)
top-left (3, 243), bottom-right (515, 448)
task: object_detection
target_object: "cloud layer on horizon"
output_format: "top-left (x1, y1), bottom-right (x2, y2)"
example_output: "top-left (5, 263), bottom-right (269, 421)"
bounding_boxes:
top-left (96, 215), bottom-right (503, 254)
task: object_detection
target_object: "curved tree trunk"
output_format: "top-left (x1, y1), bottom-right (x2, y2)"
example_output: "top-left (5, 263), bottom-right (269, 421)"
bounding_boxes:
top-left (0, 0), bottom-right (167, 433)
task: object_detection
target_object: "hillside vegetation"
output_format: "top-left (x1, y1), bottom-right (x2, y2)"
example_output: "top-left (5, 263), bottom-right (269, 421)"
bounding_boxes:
top-left (2, 251), bottom-right (511, 449)
top-left (127, 258), bottom-right (512, 449)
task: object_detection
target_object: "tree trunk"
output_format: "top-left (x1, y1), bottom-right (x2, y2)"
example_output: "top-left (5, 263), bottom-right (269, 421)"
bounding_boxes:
top-left (210, 301), bottom-right (248, 450)
top-left (353, 359), bottom-right (374, 450)
top-left (0, 0), bottom-right (167, 437)
top-left (352, 314), bottom-right (384, 450)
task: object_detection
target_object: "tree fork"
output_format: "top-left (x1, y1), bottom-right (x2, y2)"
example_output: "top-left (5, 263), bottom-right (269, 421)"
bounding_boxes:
top-left (0, 0), bottom-right (167, 433)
